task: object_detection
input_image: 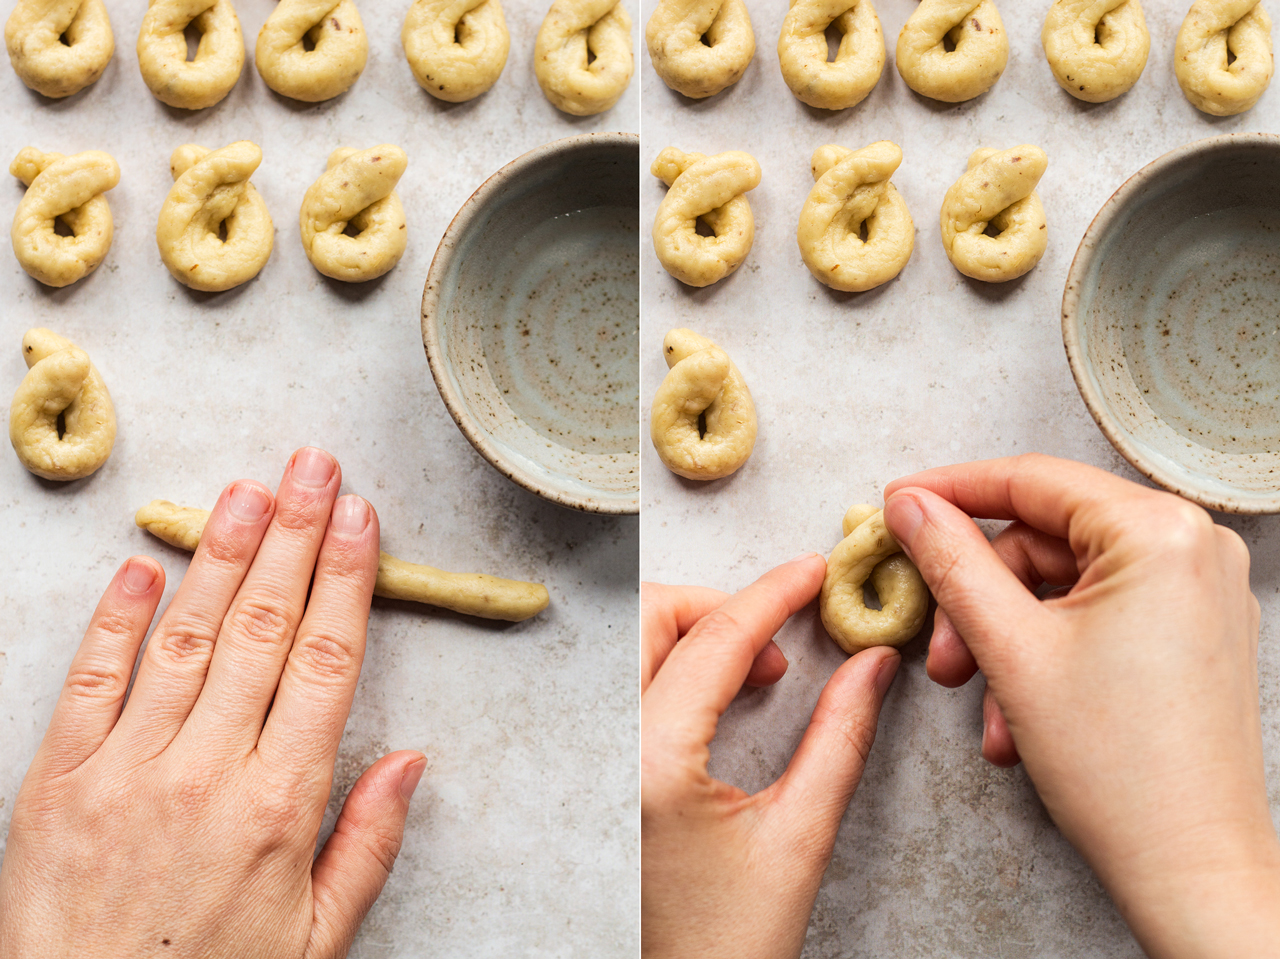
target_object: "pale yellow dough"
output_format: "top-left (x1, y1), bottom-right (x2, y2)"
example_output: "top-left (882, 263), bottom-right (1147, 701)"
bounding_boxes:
top-left (778, 0), bottom-right (883, 110)
top-left (646, 0), bottom-right (755, 98)
top-left (11, 147), bottom-right (118, 288)
top-left (299, 146), bottom-right (408, 283)
top-left (1176, 0), bottom-right (1273, 116)
top-left (1042, 0), bottom-right (1149, 102)
top-left (5, 0), bottom-right (114, 97)
top-left (897, 0), bottom-right (1007, 102)
top-left (402, 0), bottom-right (509, 102)
top-left (137, 0), bottom-right (243, 110)
top-left (940, 146), bottom-right (1048, 283)
top-left (535, 0), bottom-right (633, 115)
top-left (255, 0), bottom-right (367, 102)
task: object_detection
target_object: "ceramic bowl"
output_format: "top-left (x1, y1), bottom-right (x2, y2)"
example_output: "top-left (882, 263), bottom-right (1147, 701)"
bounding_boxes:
top-left (422, 133), bottom-right (639, 514)
top-left (1063, 133), bottom-right (1280, 514)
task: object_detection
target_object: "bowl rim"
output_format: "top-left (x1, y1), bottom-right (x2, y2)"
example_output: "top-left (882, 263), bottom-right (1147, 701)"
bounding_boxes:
top-left (1062, 131), bottom-right (1280, 515)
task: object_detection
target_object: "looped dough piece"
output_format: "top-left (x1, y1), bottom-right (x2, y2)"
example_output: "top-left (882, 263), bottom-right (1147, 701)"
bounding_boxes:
top-left (646, 0), bottom-right (755, 98)
top-left (255, 0), bottom-right (367, 102)
top-left (797, 141), bottom-right (913, 292)
top-left (650, 329), bottom-right (756, 481)
top-left (10, 328), bottom-right (115, 481)
top-left (137, 0), bottom-right (244, 110)
top-left (10, 147), bottom-right (119, 288)
top-left (1176, 0), bottom-right (1273, 116)
top-left (821, 505), bottom-right (928, 653)
top-left (1042, 0), bottom-right (1149, 102)
top-left (651, 147), bottom-right (760, 288)
top-left (535, 0), bottom-right (633, 115)
top-left (940, 145), bottom-right (1048, 283)
top-left (5, 0), bottom-right (114, 97)
top-left (402, 0), bottom-right (509, 102)
top-left (778, 0), bottom-right (884, 110)
top-left (896, 0), bottom-right (1008, 102)
top-left (299, 146), bottom-right (408, 283)
top-left (156, 141), bottom-right (274, 293)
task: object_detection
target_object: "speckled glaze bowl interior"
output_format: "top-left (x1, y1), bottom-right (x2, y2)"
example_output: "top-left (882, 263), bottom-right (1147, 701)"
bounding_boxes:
top-left (1064, 133), bottom-right (1280, 514)
top-left (422, 133), bottom-right (639, 514)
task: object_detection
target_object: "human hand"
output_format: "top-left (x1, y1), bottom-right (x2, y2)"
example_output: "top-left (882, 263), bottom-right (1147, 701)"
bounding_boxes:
top-left (0, 447), bottom-right (425, 959)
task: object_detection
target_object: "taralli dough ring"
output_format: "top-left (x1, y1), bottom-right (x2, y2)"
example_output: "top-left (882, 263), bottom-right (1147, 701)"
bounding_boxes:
top-left (402, 0), bottom-right (509, 102)
top-left (156, 141), bottom-right (274, 293)
top-left (777, 0), bottom-right (884, 110)
top-left (896, 0), bottom-right (1008, 102)
top-left (1175, 0), bottom-right (1273, 116)
top-left (1042, 0), bottom-right (1149, 102)
top-left (646, 0), bottom-right (755, 98)
top-left (940, 145), bottom-right (1048, 283)
top-left (255, 0), bottom-right (367, 102)
top-left (797, 141), bottom-right (913, 292)
top-left (299, 145), bottom-right (408, 283)
top-left (651, 147), bottom-right (760, 288)
top-left (5, 0), bottom-right (114, 97)
top-left (11, 147), bottom-right (119, 288)
top-left (650, 328), bottom-right (756, 481)
top-left (10, 328), bottom-right (115, 481)
top-left (534, 0), bottom-right (633, 115)
top-left (135, 500), bottom-right (551, 621)
top-left (820, 504), bottom-right (928, 653)
top-left (137, 0), bottom-right (244, 110)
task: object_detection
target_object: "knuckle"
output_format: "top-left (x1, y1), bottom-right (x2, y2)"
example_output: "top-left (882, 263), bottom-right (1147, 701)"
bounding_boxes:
top-left (245, 789), bottom-right (304, 847)
top-left (292, 629), bottom-right (360, 681)
top-left (90, 610), bottom-right (139, 642)
top-left (227, 598), bottom-right (294, 649)
top-left (151, 618), bottom-right (219, 661)
top-left (273, 495), bottom-right (329, 535)
top-left (64, 662), bottom-right (128, 701)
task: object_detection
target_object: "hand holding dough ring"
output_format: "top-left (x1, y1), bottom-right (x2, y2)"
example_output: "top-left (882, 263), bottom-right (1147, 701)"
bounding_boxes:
top-left (5, 0), bottom-right (114, 97)
top-left (402, 0), bottom-right (509, 101)
top-left (255, 0), bottom-right (367, 102)
top-left (137, 0), bottom-right (244, 110)
top-left (11, 147), bottom-right (118, 288)
top-left (940, 145), bottom-right (1048, 283)
top-left (156, 141), bottom-right (274, 293)
top-left (535, 0), bottom-right (633, 115)
top-left (778, 0), bottom-right (884, 110)
top-left (299, 145), bottom-right (408, 283)
top-left (650, 328), bottom-right (756, 481)
top-left (821, 505), bottom-right (928, 653)
top-left (10, 328), bottom-right (115, 481)
top-left (1042, 0), bottom-right (1149, 102)
top-left (651, 147), bottom-right (760, 288)
top-left (897, 0), bottom-right (1008, 102)
top-left (1176, 0), bottom-right (1273, 116)
top-left (797, 141), bottom-right (913, 292)
top-left (646, 0), bottom-right (755, 98)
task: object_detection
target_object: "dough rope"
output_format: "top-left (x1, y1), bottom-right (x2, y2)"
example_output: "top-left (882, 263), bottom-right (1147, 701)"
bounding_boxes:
top-left (650, 328), bottom-right (756, 481)
top-left (137, 0), bottom-right (244, 110)
top-left (135, 500), bottom-right (551, 621)
top-left (255, 0), bottom-right (367, 102)
top-left (1176, 0), bottom-right (1273, 116)
top-left (402, 0), bottom-right (509, 102)
top-left (534, 0), bottom-right (633, 115)
top-left (1042, 0), bottom-right (1149, 102)
top-left (896, 0), bottom-right (1007, 102)
top-left (940, 145), bottom-right (1048, 283)
top-left (651, 147), bottom-right (760, 288)
top-left (646, 0), bottom-right (755, 98)
top-left (156, 141), bottom-right (274, 293)
top-left (299, 145), bottom-right (408, 283)
top-left (797, 141), bottom-right (913, 292)
top-left (10, 328), bottom-right (115, 481)
top-left (778, 0), bottom-right (884, 110)
top-left (5, 0), bottom-right (114, 97)
top-left (820, 505), bottom-right (928, 653)
top-left (10, 147), bottom-right (119, 288)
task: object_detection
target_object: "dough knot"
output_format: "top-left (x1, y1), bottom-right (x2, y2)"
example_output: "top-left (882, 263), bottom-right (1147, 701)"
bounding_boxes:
top-left (645, 0), bottom-right (755, 98)
top-left (402, 0), bottom-right (509, 102)
top-left (896, 0), bottom-right (1008, 102)
top-left (777, 0), bottom-right (884, 110)
top-left (534, 0), bottom-right (633, 115)
top-left (5, 0), bottom-right (114, 97)
top-left (940, 145), bottom-right (1048, 283)
top-left (299, 145), bottom-right (408, 283)
top-left (255, 0), bottom-right (368, 102)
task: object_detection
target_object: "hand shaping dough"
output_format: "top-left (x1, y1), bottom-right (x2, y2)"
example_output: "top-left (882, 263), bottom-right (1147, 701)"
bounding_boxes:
top-left (778, 0), bottom-right (884, 110)
top-left (646, 0), bottom-right (755, 98)
top-left (255, 0), bottom-right (367, 102)
top-left (135, 500), bottom-right (550, 621)
top-left (797, 141), bottom-right (913, 292)
top-left (1042, 0), bottom-right (1149, 102)
top-left (821, 504), bottom-right (928, 653)
top-left (5, 0), bottom-right (114, 97)
top-left (156, 141), bottom-right (273, 292)
top-left (651, 147), bottom-right (760, 287)
top-left (402, 0), bottom-right (509, 101)
top-left (11, 147), bottom-right (118, 288)
top-left (10, 328), bottom-right (115, 481)
top-left (897, 0), bottom-right (1007, 102)
top-left (940, 146), bottom-right (1048, 283)
top-left (299, 146), bottom-right (408, 283)
top-left (650, 328), bottom-right (756, 481)
top-left (1176, 0), bottom-right (1273, 116)
top-left (137, 0), bottom-right (244, 110)
top-left (535, 0), bottom-right (633, 115)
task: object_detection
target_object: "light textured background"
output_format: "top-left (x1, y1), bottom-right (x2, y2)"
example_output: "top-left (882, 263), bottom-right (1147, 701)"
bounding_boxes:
top-left (0, 2), bottom-right (638, 956)
top-left (640, 1), bottom-right (1280, 956)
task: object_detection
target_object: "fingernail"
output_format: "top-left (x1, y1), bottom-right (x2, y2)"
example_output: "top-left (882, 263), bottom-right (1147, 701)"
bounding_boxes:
top-left (331, 495), bottom-right (369, 534)
top-left (875, 655), bottom-right (900, 697)
top-left (228, 482), bottom-right (271, 522)
top-left (123, 558), bottom-right (157, 594)
top-left (292, 447), bottom-right (336, 488)
top-left (788, 551), bottom-right (823, 564)
top-left (884, 494), bottom-right (924, 559)
top-left (400, 758), bottom-right (426, 803)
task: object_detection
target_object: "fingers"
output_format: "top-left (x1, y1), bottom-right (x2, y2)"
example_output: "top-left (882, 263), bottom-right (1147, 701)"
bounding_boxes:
top-left (744, 640), bottom-right (788, 688)
top-left (641, 583), bottom-right (728, 689)
top-left (925, 607), bottom-right (977, 687)
top-left (981, 684), bottom-right (1020, 767)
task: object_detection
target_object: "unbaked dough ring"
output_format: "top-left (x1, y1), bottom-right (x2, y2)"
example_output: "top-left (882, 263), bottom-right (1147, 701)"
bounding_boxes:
top-left (11, 147), bottom-right (118, 288)
top-left (1175, 0), bottom-right (1273, 116)
top-left (535, 0), bottom-right (633, 115)
top-left (299, 145), bottom-right (408, 283)
top-left (5, 0), bottom-right (114, 97)
top-left (402, 0), bottom-right (509, 102)
top-left (778, 0), bottom-right (884, 110)
top-left (940, 145), bottom-right (1048, 283)
top-left (255, 0), bottom-right (367, 102)
top-left (896, 0), bottom-right (1007, 102)
top-left (1042, 0), bottom-right (1149, 102)
top-left (646, 0), bottom-right (755, 98)
top-left (137, 0), bottom-right (244, 110)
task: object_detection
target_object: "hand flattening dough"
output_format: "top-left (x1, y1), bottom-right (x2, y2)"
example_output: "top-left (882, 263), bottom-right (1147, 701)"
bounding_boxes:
top-left (1176, 0), bottom-right (1273, 116)
top-left (896, 0), bottom-right (1008, 102)
top-left (6, 0), bottom-right (114, 97)
top-left (778, 0), bottom-right (884, 110)
top-left (1042, 0), bottom-right (1149, 103)
top-left (645, 0), bottom-right (755, 98)
top-left (940, 145), bottom-right (1048, 283)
